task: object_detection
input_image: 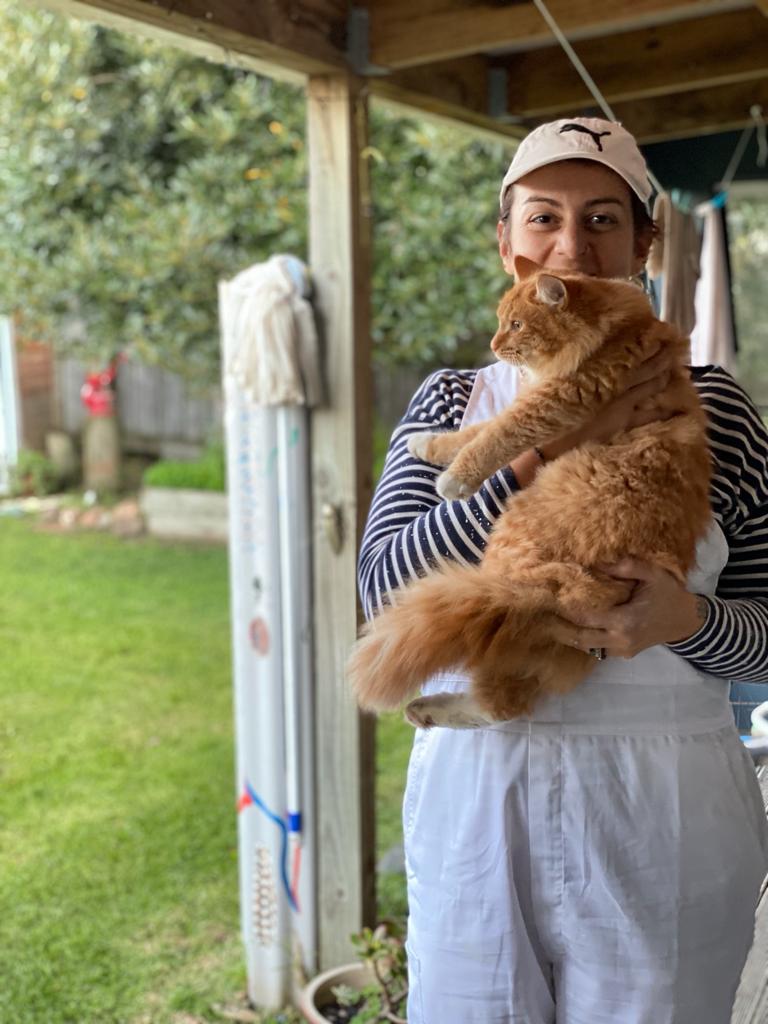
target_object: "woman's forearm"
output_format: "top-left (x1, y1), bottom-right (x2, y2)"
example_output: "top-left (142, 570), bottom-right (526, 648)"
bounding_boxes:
top-left (668, 596), bottom-right (768, 682)
top-left (358, 370), bottom-right (519, 619)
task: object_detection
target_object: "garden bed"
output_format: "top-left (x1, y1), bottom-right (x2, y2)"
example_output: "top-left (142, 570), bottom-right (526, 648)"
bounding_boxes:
top-left (140, 485), bottom-right (228, 541)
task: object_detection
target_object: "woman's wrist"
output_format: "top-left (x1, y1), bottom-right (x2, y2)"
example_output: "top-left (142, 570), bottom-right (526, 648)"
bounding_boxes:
top-left (511, 434), bottom-right (574, 487)
top-left (539, 429), bottom-right (582, 462)
top-left (510, 447), bottom-right (546, 488)
top-left (510, 425), bottom-right (590, 486)
top-left (667, 592), bottom-right (710, 644)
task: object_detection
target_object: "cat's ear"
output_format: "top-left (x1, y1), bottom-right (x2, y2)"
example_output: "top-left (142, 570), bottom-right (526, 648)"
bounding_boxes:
top-left (536, 274), bottom-right (568, 308)
top-left (513, 254), bottom-right (541, 281)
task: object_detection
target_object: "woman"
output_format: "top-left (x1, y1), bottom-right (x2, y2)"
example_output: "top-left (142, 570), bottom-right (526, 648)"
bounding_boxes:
top-left (358, 118), bottom-right (768, 1023)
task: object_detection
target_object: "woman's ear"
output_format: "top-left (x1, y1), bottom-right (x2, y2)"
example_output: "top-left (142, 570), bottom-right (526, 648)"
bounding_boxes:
top-left (497, 221), bottom-right (515, 275)
top-left (632, 224), bottom-right (655, 277)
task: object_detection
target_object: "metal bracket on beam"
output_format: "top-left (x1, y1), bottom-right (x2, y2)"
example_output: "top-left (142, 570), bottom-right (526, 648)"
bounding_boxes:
top-left (347, 7), bottom-right (389, 76)
top-left (488, 67), bottom-right (508, 119)
top-left (488, 66), bottom-right (525, 124)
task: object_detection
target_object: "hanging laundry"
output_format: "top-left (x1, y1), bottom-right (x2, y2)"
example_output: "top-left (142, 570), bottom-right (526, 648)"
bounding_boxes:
top-left (690, 203), bottom-right (738, 373)
top-left (647, 193), bottom-right (701, 338)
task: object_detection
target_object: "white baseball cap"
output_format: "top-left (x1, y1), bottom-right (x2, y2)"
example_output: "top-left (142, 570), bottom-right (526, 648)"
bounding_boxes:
top-left (499, 117), bottom-right (653, 208)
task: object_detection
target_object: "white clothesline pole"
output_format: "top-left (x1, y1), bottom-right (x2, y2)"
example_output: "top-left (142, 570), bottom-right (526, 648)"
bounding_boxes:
top-left (277, 401), bottom-right (316, 972)
top-left (219, 256), bottom-right (319, 1009)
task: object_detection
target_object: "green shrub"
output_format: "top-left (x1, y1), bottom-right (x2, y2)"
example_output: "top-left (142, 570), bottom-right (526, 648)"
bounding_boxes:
top-left (142, 442), bottom-right (225, 492)
top-left (8, 449), bottom-right (60, 497)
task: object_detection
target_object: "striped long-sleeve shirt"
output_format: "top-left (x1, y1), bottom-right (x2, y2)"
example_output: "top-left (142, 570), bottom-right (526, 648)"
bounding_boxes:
top-left (358, 364), bottom-right (768, 682)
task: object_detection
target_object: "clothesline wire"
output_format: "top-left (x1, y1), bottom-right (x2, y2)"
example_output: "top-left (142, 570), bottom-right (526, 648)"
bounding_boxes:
top-left (719, 106), bottom-right (767, 191)
top-left (533, 0), bottom-right (765, 206)
top-left (719, 124), bottom-right (755, 193)
top-left (530, 0), bottom-right (665, 198)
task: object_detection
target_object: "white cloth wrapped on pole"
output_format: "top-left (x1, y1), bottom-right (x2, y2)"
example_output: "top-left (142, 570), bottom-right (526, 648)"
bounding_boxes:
top-left (225, 254), bottom-right (323, 407)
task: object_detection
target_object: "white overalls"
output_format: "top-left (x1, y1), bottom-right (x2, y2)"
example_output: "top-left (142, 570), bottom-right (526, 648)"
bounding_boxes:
top-left (404, 363), bottom-right (768, 1024)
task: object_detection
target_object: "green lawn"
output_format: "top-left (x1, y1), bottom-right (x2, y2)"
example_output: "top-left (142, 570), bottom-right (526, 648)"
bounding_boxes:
top-left (0, 517), bottom-right (411, 1023)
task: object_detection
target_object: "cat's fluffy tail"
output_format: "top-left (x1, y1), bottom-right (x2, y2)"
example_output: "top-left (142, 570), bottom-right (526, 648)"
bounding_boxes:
top-left (349, 564), bottom-right (540, 712)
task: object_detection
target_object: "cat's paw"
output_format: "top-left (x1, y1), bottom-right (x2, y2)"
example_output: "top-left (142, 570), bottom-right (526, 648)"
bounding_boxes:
top-left (436, 470), bottom-right (474, 501)
top-left (404, 699), bottom-right (438, 729)
top-left (405, 693), bottom-right (491, 730)
top-left (407, 431), bottom-right (440, 462)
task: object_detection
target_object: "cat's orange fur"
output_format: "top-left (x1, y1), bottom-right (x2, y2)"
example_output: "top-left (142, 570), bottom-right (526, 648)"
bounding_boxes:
top-left (347, 268), bottom-right (712, 729)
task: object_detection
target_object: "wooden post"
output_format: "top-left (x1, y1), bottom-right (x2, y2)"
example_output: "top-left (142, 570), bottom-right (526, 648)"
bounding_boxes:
top-left (306, 74), bottom-right (376, 971)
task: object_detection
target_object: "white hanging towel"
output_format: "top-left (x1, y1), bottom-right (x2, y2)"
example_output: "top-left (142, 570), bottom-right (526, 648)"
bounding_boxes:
top-left (689, 204), bottom-right (737, 373)
top-left (647, 193), bottom-right (701, 338)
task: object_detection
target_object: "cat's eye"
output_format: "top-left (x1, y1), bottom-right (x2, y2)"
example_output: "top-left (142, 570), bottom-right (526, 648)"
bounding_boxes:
top-left (510, 320), bottom-right (523, 332)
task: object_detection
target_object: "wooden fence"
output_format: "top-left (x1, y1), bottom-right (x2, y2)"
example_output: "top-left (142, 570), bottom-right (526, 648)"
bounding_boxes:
top-left (55, 356), bottom-right (222, 457)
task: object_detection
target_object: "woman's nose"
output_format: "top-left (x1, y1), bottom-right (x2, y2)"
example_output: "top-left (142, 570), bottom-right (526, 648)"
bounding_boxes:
top-left (555, 224), bottom-right (588, 257)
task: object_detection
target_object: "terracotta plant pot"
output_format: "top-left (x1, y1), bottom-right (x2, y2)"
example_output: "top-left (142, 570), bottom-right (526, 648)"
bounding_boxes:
top-left (298, 962), bottom-right (377, 1023)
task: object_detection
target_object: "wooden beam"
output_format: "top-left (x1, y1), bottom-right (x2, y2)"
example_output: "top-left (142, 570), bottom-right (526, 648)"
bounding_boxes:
top-left (306, 74), bottom-right (377, 971)
top-left (371, 81), bottom-right (527, 144)
top-left (503, 8), bottom-right (768, 116)
top-left (383, 56), bottom-right (489, 116)
top-left (610, 77), bottom-right (768, 142)
top-left (371, 55), bottom-right (525, 141)
top-left (369, 0), bottom-right (752, 70)
top-left (37, 0), bottom-right (348, 80)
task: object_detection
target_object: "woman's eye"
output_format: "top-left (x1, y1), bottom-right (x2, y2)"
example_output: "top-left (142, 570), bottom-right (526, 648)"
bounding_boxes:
top-left (529, 214), bottom-right (553, 225)
top-left (587, 214), bottom-right (617, 228)
top-left (510, 320), bottom-right (523, 332)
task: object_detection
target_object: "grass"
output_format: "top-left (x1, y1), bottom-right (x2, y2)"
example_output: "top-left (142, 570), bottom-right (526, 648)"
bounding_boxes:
top-left (0, 516), bottom-right (411, 1023)
top-left (375, 715), bottom-right (411, 922)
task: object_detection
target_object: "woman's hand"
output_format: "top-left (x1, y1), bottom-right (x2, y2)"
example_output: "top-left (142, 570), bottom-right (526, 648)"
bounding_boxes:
top-left (557, 558), bottom-right (709, 658)
top-left (540, 348), bottom-right (673, 460)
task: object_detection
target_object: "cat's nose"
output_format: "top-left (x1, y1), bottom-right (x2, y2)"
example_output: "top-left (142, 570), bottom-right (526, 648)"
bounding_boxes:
top-left (490, 330), bottom-right (501, 352)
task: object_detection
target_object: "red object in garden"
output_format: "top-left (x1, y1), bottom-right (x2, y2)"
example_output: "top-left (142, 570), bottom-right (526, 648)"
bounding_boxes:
top-left (80, 355), bottom-right (123, 417)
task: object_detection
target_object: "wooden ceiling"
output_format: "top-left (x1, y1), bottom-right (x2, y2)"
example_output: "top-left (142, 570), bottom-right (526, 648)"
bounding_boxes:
top-left (44, 0), bottom-right (768, 143)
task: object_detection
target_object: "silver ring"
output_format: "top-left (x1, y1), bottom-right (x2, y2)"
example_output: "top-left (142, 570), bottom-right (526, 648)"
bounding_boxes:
top-left (588, 647), bottom-right (607, 661)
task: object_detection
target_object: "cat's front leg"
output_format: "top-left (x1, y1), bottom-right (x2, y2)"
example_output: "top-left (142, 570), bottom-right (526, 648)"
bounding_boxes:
top-left (407, 422), bottom-right (486, 466)
top-left (437, 439), bottom-right (518, 500)
top-left (437, 409), bottom-right (535, 498)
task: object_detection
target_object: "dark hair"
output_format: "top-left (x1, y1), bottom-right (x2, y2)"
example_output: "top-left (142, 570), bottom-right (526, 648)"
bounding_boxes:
top-left (630, 190), bottom-right (660, 242)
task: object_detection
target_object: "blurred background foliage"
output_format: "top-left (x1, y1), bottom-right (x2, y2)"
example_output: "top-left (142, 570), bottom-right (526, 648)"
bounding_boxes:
top-left (729, 199), bottom-right (768, 413)
top-left (0, 5), bottom-right (516, 386)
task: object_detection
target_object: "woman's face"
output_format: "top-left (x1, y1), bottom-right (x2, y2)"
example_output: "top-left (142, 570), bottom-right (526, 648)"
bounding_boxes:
top-left (498, 160), bottom-right (649, 281)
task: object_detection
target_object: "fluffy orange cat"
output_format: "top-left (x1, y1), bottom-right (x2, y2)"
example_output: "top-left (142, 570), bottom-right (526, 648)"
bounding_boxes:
top-left (348, 263), bottom-right (712, 729)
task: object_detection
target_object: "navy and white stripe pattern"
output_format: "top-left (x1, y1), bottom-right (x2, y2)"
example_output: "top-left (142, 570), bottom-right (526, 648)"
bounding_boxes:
top-left (357, 365), bottom-right (768, 682)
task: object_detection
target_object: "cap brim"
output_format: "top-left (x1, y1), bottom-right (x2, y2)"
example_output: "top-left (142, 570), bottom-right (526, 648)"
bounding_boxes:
top-left (501, 151), bottom-right (651, 207)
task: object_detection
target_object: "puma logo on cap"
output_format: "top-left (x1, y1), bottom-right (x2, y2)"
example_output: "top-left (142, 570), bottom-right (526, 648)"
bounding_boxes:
top-left (559, 123), bottom-right (611, 152)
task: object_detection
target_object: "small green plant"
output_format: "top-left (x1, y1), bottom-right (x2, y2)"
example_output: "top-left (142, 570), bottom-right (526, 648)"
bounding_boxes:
top-left (8, 449), bottom-right (60, 497)
top-left (334, 923), bottom-right (408, 1023)
top-left (142, 440), bottom-right (226, 492)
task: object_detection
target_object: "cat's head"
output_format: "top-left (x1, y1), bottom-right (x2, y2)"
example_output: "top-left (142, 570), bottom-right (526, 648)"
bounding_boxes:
top-left (490, 256), bottom-right (650, 378)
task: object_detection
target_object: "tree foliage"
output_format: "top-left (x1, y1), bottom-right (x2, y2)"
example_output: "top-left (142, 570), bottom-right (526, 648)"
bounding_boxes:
top-left (0, 4), bottom-right (515, 382)
top-left (729, 198), bottom-right (768, 412)
top-left (370, 116), bottom-right (515, 368)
